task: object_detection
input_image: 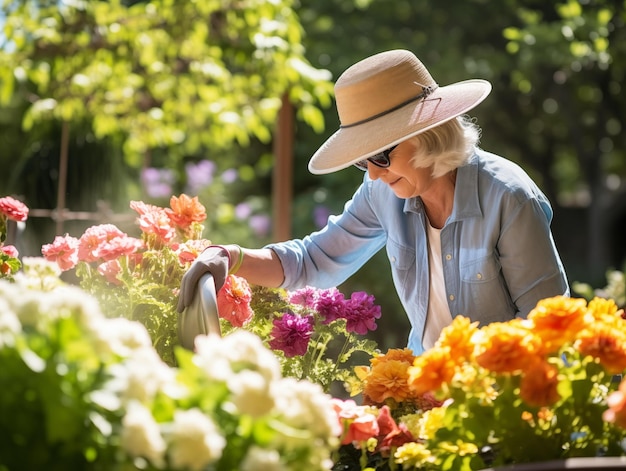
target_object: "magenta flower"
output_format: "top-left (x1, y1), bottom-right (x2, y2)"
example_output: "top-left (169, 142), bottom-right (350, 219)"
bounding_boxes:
top-left (343, 291), bottom-right (382, 335)
top-left (269, 313), bottom-right (314, 357)
top-left (314, 287), bottom-right (346, 324)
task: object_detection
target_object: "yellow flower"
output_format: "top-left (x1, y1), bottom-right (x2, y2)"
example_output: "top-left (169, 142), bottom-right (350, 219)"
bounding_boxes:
top-left (394, 441), bottom-right (434, 468)
top-left (587, 296), bottom-right (623, 322)
top-left (437, 440), bottom-right (479, 456)
top-left (418, 405), bottom-right (448, 440)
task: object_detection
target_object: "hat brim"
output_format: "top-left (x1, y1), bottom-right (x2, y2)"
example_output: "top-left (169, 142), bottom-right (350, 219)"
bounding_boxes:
top-left (308, 79), bottom-right (492, 175)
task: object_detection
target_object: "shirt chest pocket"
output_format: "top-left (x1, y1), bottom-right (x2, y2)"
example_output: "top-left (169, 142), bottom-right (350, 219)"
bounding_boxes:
top-left (386, 239), bottom-right (415, 271)
top-left (461, 254), bottom-right (501, 283)
top-left (460, 253), bottom-right (515, 320)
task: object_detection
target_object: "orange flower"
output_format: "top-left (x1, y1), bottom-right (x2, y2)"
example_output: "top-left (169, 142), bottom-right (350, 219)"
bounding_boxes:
top-left (603, 379), bottom-right (626, 429)
top-left (364, 359), bottom-right (414, 404)
top-left (474, 321), bottom-right (541, 374)
top-left (519, 358), bottom-right (560, 407)
top-left (436, 316), bottom-right (479, 362)
top-left (217, 275), bottom-right (254, 327)
top-left (407, 346), bottom-right (456, 395)
top-left (167, 194), bottom-right (207, 229)
top-left (528, 296), bottom-right (589, 354)
top-left (576, 320), bottom-right (626, 374)
top-left (370, 348), bottom-right (416, 367)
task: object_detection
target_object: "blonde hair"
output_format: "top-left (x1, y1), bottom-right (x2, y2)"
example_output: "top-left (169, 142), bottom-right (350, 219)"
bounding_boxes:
top-left (410, 115), bottom-right (481, 178)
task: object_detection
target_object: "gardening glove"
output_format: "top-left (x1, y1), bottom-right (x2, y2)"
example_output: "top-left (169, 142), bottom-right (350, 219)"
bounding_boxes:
top-left (177, 246), bottom-right (229, 313)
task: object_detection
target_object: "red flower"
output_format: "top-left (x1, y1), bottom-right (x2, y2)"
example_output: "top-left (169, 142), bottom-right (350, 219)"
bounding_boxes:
top-left (376, 405), bottom-right (416, 451)
top-left (217, 275), bottom-right (254, 327)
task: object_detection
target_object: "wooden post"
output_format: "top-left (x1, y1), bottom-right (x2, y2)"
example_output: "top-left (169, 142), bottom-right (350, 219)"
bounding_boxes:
top-left (272, 93), bottom-right (294, 242)
top-left (56, 121), bottom-right (70, 235)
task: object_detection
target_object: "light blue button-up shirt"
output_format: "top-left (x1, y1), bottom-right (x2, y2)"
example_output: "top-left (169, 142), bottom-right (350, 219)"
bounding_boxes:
top-left (266, 148), bottom-right (569, 354)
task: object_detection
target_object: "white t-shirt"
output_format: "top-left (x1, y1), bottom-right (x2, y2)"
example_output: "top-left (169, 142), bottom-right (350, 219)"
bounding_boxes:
top-left (423, 221), bottom-right (454, 350)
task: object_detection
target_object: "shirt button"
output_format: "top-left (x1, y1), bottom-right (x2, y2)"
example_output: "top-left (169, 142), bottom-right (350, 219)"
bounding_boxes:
top-left (391, 256), bottom-right (397, 263)
top-left (449, 294), bottom-right (455, 301)
top-left (445, 254), bottom-right (452, 261)
top-left (476, 273), bottom-right (482, 280)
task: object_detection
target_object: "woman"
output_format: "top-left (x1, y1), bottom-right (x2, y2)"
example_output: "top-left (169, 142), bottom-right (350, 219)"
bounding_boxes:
top-left (177, 49), bottom-right (569, 354)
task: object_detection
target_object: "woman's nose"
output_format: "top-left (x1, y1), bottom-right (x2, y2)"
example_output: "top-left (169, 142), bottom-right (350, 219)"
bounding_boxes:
top-left (367, 164), bottom-right (386, 180)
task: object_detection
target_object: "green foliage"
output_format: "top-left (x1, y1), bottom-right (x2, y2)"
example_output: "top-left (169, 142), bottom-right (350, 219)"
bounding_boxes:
top-left (0, 0), bottom-right (334, 165)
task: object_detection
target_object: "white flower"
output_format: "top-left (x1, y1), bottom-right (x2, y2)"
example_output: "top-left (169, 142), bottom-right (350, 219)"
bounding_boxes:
top-left (167, 408), bottom-right (226, 471)
top-left (0, 298), bottom-right (20, 347)
top-left (240, 446), bottom-right (287, 471)
top-left (193, 330), bottom-right (281, 384)
top-left (121, 400), bottom-right (166, 468)
top-left (90, 317), bottom-right (153, 359)
top-left (227, 369), bottom-right (275, 417)
top-left (273, 378), bottom-right (341, 447)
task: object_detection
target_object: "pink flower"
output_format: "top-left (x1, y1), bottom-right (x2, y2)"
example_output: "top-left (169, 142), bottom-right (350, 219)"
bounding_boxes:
top-left (175, 239), bottom-right (212, 265)
top-left (78, 224), bottom-right (126, 262)
top-left (343, 291), bottom-right (381, 335)
top-left (1, 245), bottom-right (18, 258)
top-left (217, 275), bottom-right (254, 327)
top-left (136, 207), bottom-right (176, 245)
top-left (42, 235), bottom-right (80, 271)
top-left (98, 260), bottom-right (122, 285)
top-left (604, 378), bottom-right (626, 429)
top-left (129, 200), bottom-right (161, 215)
top-left (0, 196), bottom-right (29, 222)
top-left (288, 286), bottom-right (318, 309)
top-left (96, 236), bottom-right (143, 262)
top-left (332, 399), bottom-right (380, 445)
top-left (268, 312), bottom-right (314, 357)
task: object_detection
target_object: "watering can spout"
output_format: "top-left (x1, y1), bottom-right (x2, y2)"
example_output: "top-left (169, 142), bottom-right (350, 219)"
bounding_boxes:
top-left (178, 273), bottom-right (222, 350)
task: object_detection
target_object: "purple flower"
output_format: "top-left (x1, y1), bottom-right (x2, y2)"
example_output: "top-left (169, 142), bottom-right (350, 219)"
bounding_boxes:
top-left (314, 287), bottom-right (346, 324)
top-left (221, 168), bottom-right (238, 184)
top-left (343, 291), bottom-right (381, 335)
top-left (249, 214), bottom-right (270, 237)
top-left (235, 202), bottom-right (252, 220)
top-left (141, 167), bottom-right (174, 198)
top-left (268, 313), bottom-right (314, 357)
top-left (288, 286), bottom-right (318, 309)
top-left (185, 160), bottom-right (216, 194)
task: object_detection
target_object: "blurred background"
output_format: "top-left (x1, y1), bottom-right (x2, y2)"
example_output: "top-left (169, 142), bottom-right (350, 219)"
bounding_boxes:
top-left (1, 0), bottom-right (625, 350)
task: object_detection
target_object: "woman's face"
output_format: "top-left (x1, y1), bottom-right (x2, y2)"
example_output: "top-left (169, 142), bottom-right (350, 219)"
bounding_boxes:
top-left (366, 138), bottom-right (435, 199)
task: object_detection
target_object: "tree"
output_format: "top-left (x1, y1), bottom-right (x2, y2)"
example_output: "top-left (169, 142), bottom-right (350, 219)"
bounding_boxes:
top-left (0, 0), bottom-right (333, 165)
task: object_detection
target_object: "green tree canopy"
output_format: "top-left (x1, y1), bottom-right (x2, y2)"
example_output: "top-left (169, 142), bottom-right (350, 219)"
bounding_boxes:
top-left (0, 0), bottom-right (334, 166)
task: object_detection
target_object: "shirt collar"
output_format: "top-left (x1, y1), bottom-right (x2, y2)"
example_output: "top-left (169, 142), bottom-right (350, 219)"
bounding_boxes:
top-left (402, 151), bottom-right (482, 221)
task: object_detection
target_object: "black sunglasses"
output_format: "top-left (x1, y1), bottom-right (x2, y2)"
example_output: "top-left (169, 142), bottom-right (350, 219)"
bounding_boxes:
top-left (354, 145), bottom-right (398, 171)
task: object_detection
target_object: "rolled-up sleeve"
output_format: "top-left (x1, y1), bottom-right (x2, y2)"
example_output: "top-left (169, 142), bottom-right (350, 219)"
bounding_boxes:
top-left (265, 181), bottom-right (387, 290)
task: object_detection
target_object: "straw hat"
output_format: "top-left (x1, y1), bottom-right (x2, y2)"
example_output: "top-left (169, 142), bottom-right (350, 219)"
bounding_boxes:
top-left (308, 49), bottom-right (492, 175)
